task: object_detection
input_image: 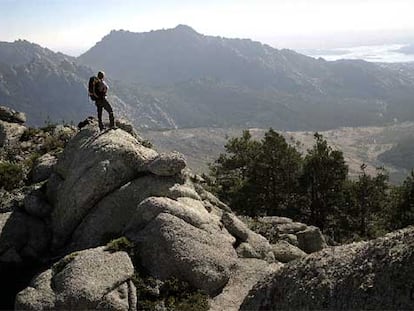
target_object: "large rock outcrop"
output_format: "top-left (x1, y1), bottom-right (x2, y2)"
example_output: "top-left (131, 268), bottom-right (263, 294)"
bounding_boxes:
top-left (0, 106), bottom-right (26, 148)
top-left (125, 197), bottom-right (238, 295)
top-left (15, 247), bottom-right (136, 310)
top-left (0, 120), bottom-right (26, 147)
top-left (241, 226), bottom-right (414, 310)
top-left (9, 119), bottom-right (280, 309)
top-left (240, 216), bottom-right (327, 263)
top-left (68, 175), bottom-right (185, 250)
top-left (210, 258), bottom-right (281, 311)
top-left (0, 211), bottom-right (50, 263)
top-left (5, 114), bottom-right (414, 310)
top-left (48, 125), bottom-right (159, 249)
top-left (30, 153), bottom-right (57, 183)
top-left (0, 106), bottom-right (26, 124)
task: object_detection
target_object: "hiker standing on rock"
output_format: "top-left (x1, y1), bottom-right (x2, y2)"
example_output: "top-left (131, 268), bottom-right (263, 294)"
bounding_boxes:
top-left (88, 71), bottom-right (115, 131)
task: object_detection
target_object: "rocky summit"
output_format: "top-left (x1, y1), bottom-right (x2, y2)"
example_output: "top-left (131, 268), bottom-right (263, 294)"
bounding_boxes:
top-left (0, 112), bottom-right (296, 310)
top-left (0, 107), bottom-right (413, 310)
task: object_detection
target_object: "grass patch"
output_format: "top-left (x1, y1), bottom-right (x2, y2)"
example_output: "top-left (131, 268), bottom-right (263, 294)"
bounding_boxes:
top-left (0, 161), bottom-right (24, 190)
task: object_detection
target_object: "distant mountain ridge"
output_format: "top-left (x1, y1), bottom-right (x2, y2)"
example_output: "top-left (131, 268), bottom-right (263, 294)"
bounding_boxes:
top-left (78, 25), bottom-right (414, 130)
top-left (0, 40), bottom-right (137, 126)
top-left (0, 40), bottom-right (97, 125)
top-left (78, 25), bottom-right (312, 89)
top-left (0, 40), bottom-right (71, 66)
top-left (2, 26), bottom-right (414, 129)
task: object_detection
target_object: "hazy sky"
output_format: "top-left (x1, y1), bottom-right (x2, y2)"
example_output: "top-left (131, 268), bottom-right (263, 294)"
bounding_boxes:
top-left (1, 0), bottom-right (414, 56)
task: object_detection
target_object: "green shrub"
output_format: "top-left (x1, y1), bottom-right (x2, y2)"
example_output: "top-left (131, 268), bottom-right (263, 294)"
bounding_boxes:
top-left (0, 161), bottom-right (24, 190)
top-left (20, 127), bottom-right (41, 142)
top-left (41, 134), bottom-right (65, 153)
top-left (133, 275), bottom-right (209, 311)
top-left (41, 118), bottom-right (57, 133)
top-left (105, 237), bottom-right (135, 255)
top-left (241, 216), bottom-right (273, 239)
top-left (141, 139), bottom-right (153, 149)
top-left (24, 152), bottom-right (41, 172)
top-left (242, 217), bottom-right (280, 243)
top-left (171, 291), bottom-right (209, 311)
top-left (101, 232), bottom-right (120, 245)
top-left (21, 126), bottom-right (66, 153)
top-left (162, 278), bottom-right (209, 311)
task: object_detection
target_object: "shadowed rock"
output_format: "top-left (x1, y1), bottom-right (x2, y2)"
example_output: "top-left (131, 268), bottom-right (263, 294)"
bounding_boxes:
top-left (24, 187), bottom-right (52, 218)
top-left (0, 211), bottom-right (50, 263)
top-left (30, 153), bottom-right (57, 183)
top-left (210, 258), bottom-right (282, 311)
top-left (0, 106), bottom-right (26, 124)
top-left (69, 175), bottom-right (183, 251)
top-left (15, 247), bottom-right (135, 310)
top-left (271, 240), bottom-right (307, 263)
top-left (0, 120), bottom-right (26, 147)
top-left (296, 225), bottom-right (327, 253)
top-left (126, 197), bottom-right (238, 295)
top-left (241, 226), bottom-right (414, 310)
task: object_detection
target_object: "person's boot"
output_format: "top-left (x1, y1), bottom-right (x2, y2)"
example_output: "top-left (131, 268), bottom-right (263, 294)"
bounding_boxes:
top-left (98, 122), bottom-right (104, 131)
top-left (109, 113), bottom-right (117, 129)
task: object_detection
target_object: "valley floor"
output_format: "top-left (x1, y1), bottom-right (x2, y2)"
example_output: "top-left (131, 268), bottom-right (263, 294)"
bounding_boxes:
top-left (142, 122), bottom-right (414, 183)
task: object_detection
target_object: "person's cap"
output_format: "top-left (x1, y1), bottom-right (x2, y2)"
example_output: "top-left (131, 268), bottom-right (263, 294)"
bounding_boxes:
top-left (97, 71), bottom-right (105, 79)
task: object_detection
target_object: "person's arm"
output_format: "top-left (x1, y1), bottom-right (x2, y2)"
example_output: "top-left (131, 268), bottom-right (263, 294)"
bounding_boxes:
top-left (97, 81), bottom-right (108, 97)
top-left (103, 81), bottom-right (109, 94)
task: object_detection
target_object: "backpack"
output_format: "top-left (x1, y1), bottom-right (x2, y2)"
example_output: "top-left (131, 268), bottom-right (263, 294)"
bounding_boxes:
top-left (88, 76), bottom-right (99, 101)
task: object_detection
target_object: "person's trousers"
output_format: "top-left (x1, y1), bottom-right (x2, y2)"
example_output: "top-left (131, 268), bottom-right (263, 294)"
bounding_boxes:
top-left (95, 98), bottom-right (114, 129)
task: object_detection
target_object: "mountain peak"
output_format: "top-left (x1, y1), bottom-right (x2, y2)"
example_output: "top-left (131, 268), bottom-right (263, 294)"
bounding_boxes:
top-left (0, 39), bottom-right (71, 66)
top-left (172, 24), bottom-right (198, 34)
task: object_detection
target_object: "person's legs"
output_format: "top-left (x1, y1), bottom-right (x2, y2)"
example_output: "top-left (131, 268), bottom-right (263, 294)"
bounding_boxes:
top-left (96, 101), bottom-right (104, 130)
top-left (101, 99), bottom-right (115, 128)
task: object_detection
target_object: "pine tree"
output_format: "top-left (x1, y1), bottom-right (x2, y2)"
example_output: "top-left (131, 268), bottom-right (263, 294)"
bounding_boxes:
top-left (249, 129), bottom-right (303, 217)
top-left (209, 129), bottom-right (406, 243)
top-left (344, 165), bottom-right (390, 240)
top-left (300, 133), bottom-right (348, 231)
top-left (209, 129), bottom-right (303, 216)
top-left (390, 170), bottom-right (414, 229)
top-left (209, 130), bottom-right (260, 215)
